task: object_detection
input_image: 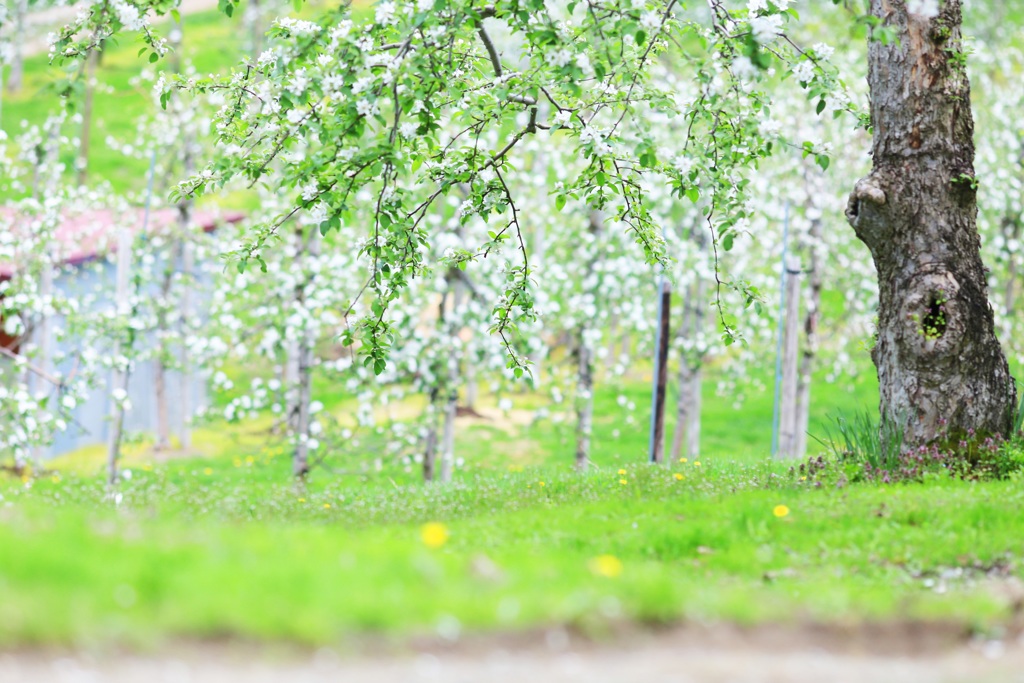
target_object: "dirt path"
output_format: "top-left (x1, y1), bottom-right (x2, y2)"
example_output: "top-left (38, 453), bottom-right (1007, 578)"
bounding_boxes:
top-left (3, 625), bottom-right (1024, 683)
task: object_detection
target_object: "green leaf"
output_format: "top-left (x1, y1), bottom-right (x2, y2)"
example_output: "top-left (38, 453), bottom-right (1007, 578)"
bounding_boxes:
top-left (149, 52), bottom-right (159, 63)
top-left (555, 194), bottom-right (566, 211)
top-left (816, 154), bottom-right (830, 171)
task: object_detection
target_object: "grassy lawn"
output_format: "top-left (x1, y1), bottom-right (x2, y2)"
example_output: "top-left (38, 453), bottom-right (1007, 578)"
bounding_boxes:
top-left (1, 451), bottom-right (1021, 649)
top-left (3, 0), bottom-right (1022, 657)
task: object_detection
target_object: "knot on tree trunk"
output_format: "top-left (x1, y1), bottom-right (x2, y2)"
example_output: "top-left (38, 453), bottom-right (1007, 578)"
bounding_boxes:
top-left (846, 176), bottom-right (889, 249)
top-left (897, 269), bottom-right (962, 363)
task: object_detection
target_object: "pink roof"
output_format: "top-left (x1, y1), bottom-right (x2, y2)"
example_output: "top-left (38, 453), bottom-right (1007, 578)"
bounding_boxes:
top-left (0, 208), bottom-right (245, 280)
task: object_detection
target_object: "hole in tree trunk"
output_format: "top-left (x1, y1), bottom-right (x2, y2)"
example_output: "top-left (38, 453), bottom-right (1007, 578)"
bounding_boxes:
top-left (922, 292), bottom-right (948, 339)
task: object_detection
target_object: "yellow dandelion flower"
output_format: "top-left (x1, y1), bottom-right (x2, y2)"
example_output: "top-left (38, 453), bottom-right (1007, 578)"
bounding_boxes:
top-left (245, 456), bottom-right (255, 465)
top-left (203, 467), bottom-right (213, 475)
top-left (800, 476), bottom-right (807, 481)
top-left (589, 554), bottom-right (623, 578)
top-left (323, 503), bottom-right (331, 509)
top-left (51, 475), bottom-right (61, 483)
top-left (538, 481), bottom-right (545, 487)
top-left (298, 497), bottom-right (306, 503)
top-left (679, 458), bottom-right (688, 463)
top-left (674, 473), bottom-right (684, 481)
top-left (421, 522), bottom-right (449, 549)
top-left (694, 461), bottom-right (701, 467)
top-left (617, 469), bottom-right (627, 475)
top-left (619, 478), bottom-right (628, 485)
top-left (773, 504), bottom-right (790, 518)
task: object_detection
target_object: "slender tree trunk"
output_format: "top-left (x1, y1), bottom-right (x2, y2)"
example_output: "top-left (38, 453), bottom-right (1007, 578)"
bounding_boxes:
top-left (778, 255), bottom-right (802, 458)
top-left (795, 211), bottom-right (822, 459)
top-left (29, 264), bottom-right (53, 468)
top-left (107, 229), bottom-right (133, 485)
top-left (438, 279), bottom-right (461, 483)
top-left (154, 263), bottom-right (173, 451)
top-left (685, 233), bottom-right (708, 459)
top-left (6, 0), bottom-right (26, 93)
top-left (575, 334), bottom-right (593, 470)
top-left (78, 51), bottom-right (98, 186)
top-left (292, 226), bottom-right (320, 478)
top-left (422, 391), bottom-right (439, 481)
top-left (177, 146), bottom-right (196, 450)
top-left (671, 226), bottom-right (710, 461)
top-left (178, 250), bottom-right (194, 450)
top-left (464, 337), bottom-right (478, 409)
top-left (847, 0), bottom-right (1016, 446)
top-left (574, 212), bottom-right (603, 470)
top-left (685, 353), bottom-right (702, 458)
top-left (438, 386), bottom-right (456, 482)
top-left (670, 280), bottom-right (695, 463)
top-left (247, 0), bottom-right (263, 56)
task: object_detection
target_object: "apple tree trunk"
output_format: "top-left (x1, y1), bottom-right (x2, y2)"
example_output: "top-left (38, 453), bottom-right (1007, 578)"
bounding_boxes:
top-left (846, 0), bottom-right (1016, 447)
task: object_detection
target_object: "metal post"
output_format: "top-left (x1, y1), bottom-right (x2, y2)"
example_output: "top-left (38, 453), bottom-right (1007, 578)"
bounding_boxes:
top-left (649, 274), bottom-right (672, 463)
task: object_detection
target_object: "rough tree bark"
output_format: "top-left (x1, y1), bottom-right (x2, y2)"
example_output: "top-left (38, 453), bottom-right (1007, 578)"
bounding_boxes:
top-left (846, 0), bottom-right (1016, 446)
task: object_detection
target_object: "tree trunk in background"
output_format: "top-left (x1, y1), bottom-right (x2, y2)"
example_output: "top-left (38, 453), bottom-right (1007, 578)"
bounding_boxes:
top-left (176, 140), bottom-right (196, 450)
top-left (669, 280), bottom-right (694, 463)
top-left (778, 255), bottom-right (801, 458)
top-left (106, 229), bottom-right (133, 485)
top-left (154, 262), bottom-right (172, 451)
top-left (292, 226), bottom-right (320, 478)
top-left (670, 250), bottom-right (707, 462)
top-left (422, 395), bottom-right (439, 481)
top-left (847, 0), bottom-right (1016, 446)
top-left (575, 335), bottom-right (593, 470)
top-left (178, 237), bottom-right (194, 450)
top-left (795, 208), bottom-right (822, 459)
top-left (247, 0), bottom-right (263, 56)
top-left (574, 212), bottom-right (602, 470)
top-left (29, 264), bottom-right (53, 468)
top-left (438, 387), bottom-right (456, 482)
top-left (464, 337), bottom-right (478, 409)
top-left (78, 51), bottom-right (98, 186)
top-left (6, 0), bottom-right (27, 93)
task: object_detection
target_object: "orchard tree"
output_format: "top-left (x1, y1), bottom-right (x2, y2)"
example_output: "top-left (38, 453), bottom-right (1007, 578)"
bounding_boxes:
top-left (48, 0), bottom-right (1018, 470)
top-left (844, 0), bottom-right (1017, 446)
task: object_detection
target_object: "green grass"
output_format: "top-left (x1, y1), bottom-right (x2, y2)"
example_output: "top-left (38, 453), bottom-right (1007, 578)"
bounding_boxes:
top-left (2, 425), bottom-right (1022, 649)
